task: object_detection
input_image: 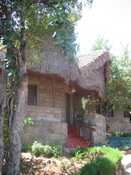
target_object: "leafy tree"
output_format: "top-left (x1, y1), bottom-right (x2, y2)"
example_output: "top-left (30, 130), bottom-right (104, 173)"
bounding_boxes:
top-left (25, 3), bottom-right (81, 66)
top-left (0, 0), bottom-right (93, 174)
top-left (106, 46), bottom-right (131, 112)
top-left (92, 36), bottom-right (111, 51)
top-left (25, 2), bottom-right (81, 63)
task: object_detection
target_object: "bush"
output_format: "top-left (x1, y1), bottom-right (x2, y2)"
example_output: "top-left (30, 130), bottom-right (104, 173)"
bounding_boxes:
top-left (51, 145), bottom-right (62, 158)
top-left (74, 146), bottom-right (123, 175)
top-left (24, 116), bottom-right (34, 126)
top-left (73, 147), bottom-right (87, 160)
top-left (31, 141), bottom-right (62, 157)
top-left (112, 131), bottom-right (131, 137)
top-left (79, 157), bottom-right (115, 175)
top-left (22, 144), bottom-right (32, 152)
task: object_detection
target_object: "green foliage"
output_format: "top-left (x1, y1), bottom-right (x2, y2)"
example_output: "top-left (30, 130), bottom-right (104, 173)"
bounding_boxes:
top-left (54, 24), bottom-right (78, 62)
top-left (1, 0), bottom-right (93, 83)
top-left (0, 0), bottom-right (93, 173)
top-left (24, 116), bottom-right (34, 126)
top-left (79, 157), bottom-right (115, 175)
top-left (74, 146), bottom-right (123, 175)
top-left (21, 0), bottom-right (88, 68)
top-left (31, 141), bottom-right (62, 157)
top-left (22, 142), bottom-right (62, 157)
top-left (51, 145), bottom-right (62, 158)
top-left (22, 144), bottom-right (32, 152)
top-left (106, 46), bottom-right (131, 111)
top-left (73, 147), bottom-right (86, 156)
top-left (25, 1), bottom-right (81, 64)
top-left (92, 36), bottom-right (111, 51)
top-left (112, 131), bottom-right (131, 137)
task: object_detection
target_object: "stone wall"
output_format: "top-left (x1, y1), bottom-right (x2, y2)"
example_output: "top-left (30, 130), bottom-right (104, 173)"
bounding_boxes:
top-left (22, 75), bottom-right (68, 145)
top-left (27, 75), bottom-right (66, 114)
top-left (84, 113), bottom-right (106, 144)
top-left (26, 106), bottom-right (64, 122)
top-left (22, 121), bottom-right (67, 145)
top-left (106, 112), bottom-right (131, 132)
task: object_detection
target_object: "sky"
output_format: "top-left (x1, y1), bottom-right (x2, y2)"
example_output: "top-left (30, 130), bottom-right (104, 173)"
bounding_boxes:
top-left (76, 0), bottom-right (131, 56)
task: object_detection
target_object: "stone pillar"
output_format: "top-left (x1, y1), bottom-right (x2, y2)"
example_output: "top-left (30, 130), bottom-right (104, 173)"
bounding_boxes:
top-left (84, 113), bottom-right (106, 145)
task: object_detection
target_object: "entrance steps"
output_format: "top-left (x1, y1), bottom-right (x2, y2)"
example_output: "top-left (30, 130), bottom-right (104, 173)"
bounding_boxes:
top-left (67, 125), bottom-right (91, 148)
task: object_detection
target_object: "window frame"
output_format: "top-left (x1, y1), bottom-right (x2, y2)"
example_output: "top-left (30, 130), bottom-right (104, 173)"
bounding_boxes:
top-left (27, 84), bottom-right (38, 105)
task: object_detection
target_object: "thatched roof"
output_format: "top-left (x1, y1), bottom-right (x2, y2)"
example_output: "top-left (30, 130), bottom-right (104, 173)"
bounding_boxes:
top-left (0, 39), bottom-right (110, 98)
top-left (29, 37), bottom-right (80, 82)
top-left (28, 37), bottom-right (110, 97)
top-left (78, 50), bottom-right (110, 69)
top-left (30, 37), bottom-right (110, 97)
top-left (78, 51), bottom-right (110, 97)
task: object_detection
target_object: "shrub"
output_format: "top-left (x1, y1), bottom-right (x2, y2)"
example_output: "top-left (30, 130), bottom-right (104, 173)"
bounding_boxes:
top-left (74, 146), bottom-right (123, 175)
top-left (24, 116), bottom-right (34, 126)
top-left (112, 131), bottom-right (131, 137)
top-left (79, 157), bottom-right (115, 175)
top-left (31, 141), bottom-right (62, 157)
top-left (73, 147), bottom-right (103, 161)
top-left (22, 144), bottom-right (32, 152)
top-left (51, 145), bottom-right (62, 157)
top-left (73, 147), bottom-right (87, 160)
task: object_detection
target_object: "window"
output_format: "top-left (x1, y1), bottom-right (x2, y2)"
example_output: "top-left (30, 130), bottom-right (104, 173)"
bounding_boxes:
top-left (28, 85), bottom-right (37, 105)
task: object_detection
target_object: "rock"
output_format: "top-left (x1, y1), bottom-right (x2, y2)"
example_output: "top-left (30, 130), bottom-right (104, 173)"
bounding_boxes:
top-left (121, 154), bottom-right (131, 175)
top-left (21, 152), bottom-right (33, 161)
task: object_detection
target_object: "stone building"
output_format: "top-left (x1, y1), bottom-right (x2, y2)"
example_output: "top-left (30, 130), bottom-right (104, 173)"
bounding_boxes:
top-left (0, 38), bottom-right (110, 147)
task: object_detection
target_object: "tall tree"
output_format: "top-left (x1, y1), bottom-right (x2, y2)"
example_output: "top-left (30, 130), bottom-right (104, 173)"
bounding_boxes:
top-left (92, 36), bottom-right (111, 51)
top-left (0, 56), bottom-right (4, 175)
top-left (0, 0), bottom-right (93, 174)
top-left (106, 46), bottom-right (131, 112)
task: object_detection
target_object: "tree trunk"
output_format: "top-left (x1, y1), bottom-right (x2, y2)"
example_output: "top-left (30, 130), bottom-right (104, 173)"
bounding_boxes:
top-left (0, 104), bottom-right (3, 175)
top-left (6, 75), bottom-right (28, 175)
top-left (0, 3), bottom-right (28, 173)
top-left (0, 67), bottom-right (5, 175)
top-left (6, 24), bottom-right (27, 174)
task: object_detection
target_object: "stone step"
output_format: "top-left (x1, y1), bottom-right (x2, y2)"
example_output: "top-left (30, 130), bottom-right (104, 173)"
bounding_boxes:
top-left (67, 136), bottom-right (90, 148)
top-left (67, 125), bottom-right (91, 148)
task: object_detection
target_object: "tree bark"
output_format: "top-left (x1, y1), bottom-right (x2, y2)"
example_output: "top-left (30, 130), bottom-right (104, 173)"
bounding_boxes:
top-left (1, 3), bottom-right (28, 173)
top-left (0, 99), bottom-right (3, 175)
top-left (6, 24), bottom-right (28, 174)
top-left (0, 67), bottom-right (5, 175)
top-left (6, 75), bottom-right (28, 175)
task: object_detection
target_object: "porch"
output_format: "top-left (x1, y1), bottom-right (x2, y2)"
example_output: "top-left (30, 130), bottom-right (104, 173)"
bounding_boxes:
top-left (65, 91), bottom-right (106, 148)
top-left (23, 105), bottom-right (96, 148)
